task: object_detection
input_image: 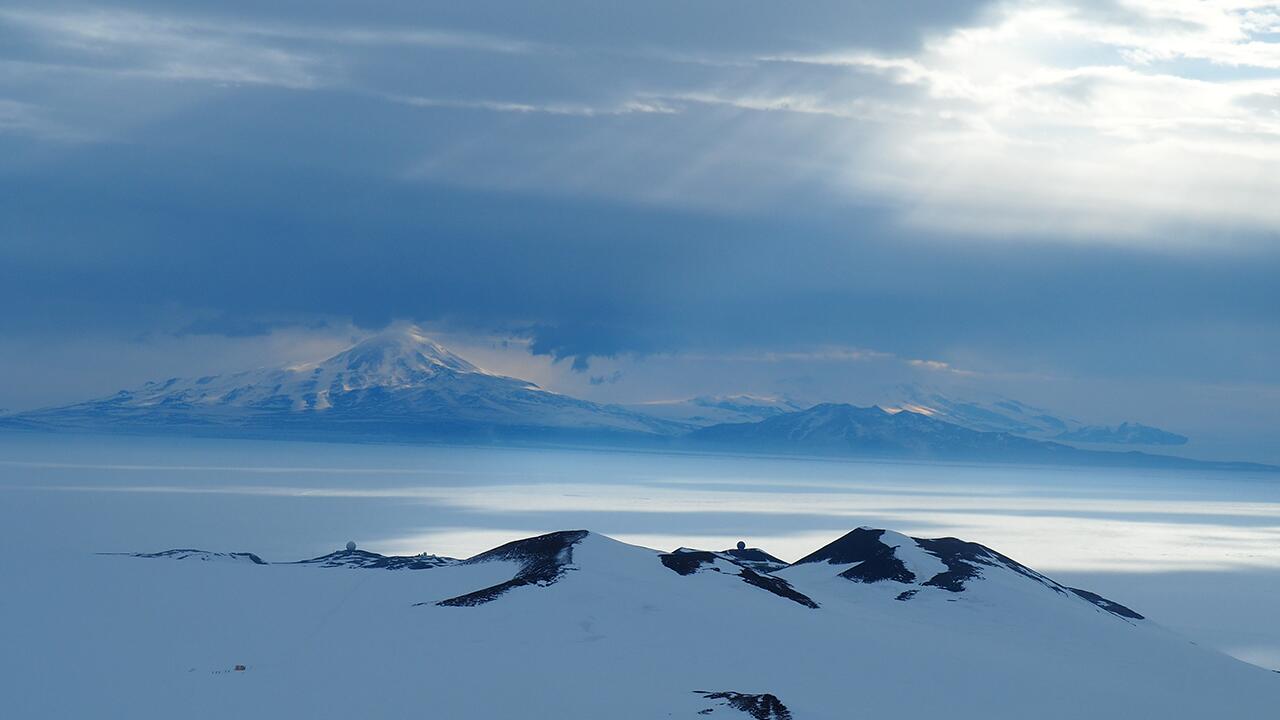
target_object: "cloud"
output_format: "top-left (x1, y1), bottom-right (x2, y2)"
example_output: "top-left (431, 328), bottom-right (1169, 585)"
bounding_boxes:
top-left (785, 1), bottom-right (1280, 239)
top-left (0, 98), bottom-right (87, 140)
top-left (390, 94), bottom-right (678, 117)
top-left (739, 349), bottom-right (896, 363)
top-left (907, 359), bottom-right (976, 376)
top-left (372, 1), bottom-right (1280, 240)
top-left (589, 371), bottom-right (624, 386)
top-left (0, 8), bottom-right (325, 88)
top-left (11, 2), bottom-right (1280, 241)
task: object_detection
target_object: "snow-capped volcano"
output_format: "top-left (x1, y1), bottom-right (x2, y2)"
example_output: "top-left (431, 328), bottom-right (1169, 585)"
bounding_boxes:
top-left (130, 326), bottom-right (501, 413)
top-left (41, 527), bottom-right (1275, 719)
top-left (2, 327), bottom-right (685, 440)
top-left (120, 326), bottom-right (490, 413)
top-left (290, 325), bottom-right (483, 395)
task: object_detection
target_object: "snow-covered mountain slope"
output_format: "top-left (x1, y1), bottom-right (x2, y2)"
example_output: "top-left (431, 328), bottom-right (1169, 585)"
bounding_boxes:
top-left (1057, 421), bottom-right (1189, 446)
top-left (1, 327), bottom-right (686, 440)
top-left (888, 384), bottom-right (1189, 446)
top-left (12, 528), bottom-right (1274, 719)
top-left (781, 527), bottom-right (1145, 617)
top-left (624, 394), bottom-right (808, 427)
top-left (687, 403), bottom-right (1079, 460)
top-left (683, 402), bottom-right (1265, 469)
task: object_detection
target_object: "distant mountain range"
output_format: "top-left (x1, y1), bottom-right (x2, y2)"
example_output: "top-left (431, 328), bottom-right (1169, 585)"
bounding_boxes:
top-left (0, 328), bottom-right (1263, 470)
top-left (681, 403), bottom-right (1247, 469)
top-left (623, 394), bottom-right (808, 426)
top-left (91, 526), bottom-right (1278, 717)
top-left (630, 386), bottom-right (1191, 448)
top-left (887, 385), bottom-right (1188, 446)
top-left (1057, 422), bottom-right (1188, 446)
top-left (687, 403), bottom-right (1071, 460)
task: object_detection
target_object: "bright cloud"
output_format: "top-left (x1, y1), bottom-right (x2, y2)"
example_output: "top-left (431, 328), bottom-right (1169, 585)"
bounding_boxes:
top-left (790, 1), bottom-right (1280, 239)
top-left (6, 2), bottom-right (1280, 240)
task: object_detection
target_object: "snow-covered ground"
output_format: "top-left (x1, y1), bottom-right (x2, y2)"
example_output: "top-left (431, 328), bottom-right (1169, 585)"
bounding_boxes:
top-left (3, 525), bottom-right (1276, 718)
top-left (2, 432), bottom-right (1278, 717)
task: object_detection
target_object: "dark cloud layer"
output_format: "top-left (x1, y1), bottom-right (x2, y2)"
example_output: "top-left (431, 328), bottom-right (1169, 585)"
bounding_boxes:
top-left (4, 131), bottom-right (1277, 383)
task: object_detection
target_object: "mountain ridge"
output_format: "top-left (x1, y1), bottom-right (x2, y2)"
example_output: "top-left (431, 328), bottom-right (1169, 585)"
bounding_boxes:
top-left (888, 384), bottom-right (1189, 446)
top-left (1, 330), bottom-right (1270, 470)
top-left (682, 402), bottom-right (1274, 471)
top-left (126, 526), bottom-right (1147, 621)
top-left (89, 526), bottom-right (1279, 718)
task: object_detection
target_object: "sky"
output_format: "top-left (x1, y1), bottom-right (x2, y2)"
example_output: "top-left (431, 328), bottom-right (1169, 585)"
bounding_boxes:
top-left (1, 1), bottom-right (1279, 461)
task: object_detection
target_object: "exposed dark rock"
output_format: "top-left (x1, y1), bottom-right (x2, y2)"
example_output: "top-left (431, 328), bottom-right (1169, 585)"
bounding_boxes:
top-left (787, 526), bottom-right (1145, 618)
top-left (661, 550), bottom-right (721, 576)
top-left (720, 547), bottom-right (789, 573)
top-left (694, 691), bottom-right (793, 720)
top-left (795, 528), bottom-right (916, 584)
top-left (666, 546), bottom-right (788, 574)
top-left (295, 548), bottom-right (457, 570)
top-left (659, 551), bottom-right (817, 608)
top-left (1069, 587), bottom-right (1145, 620)
top-left (913, 537), bottom-right (988, 592)
top-left (430, 530), bottom-right (589, 608)
top-left (121, 549), bottom-right (267, 565)
top-left (915, 537), bottom-right (1064, 594)
top-left (116, 527), bottom-right (1146, 626)
top-left (737, 568), bottom-right (819, 609)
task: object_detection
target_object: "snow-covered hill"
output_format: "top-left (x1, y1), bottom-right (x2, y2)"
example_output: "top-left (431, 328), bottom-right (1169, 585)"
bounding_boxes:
top-left (10, 528), bottom-right (1274, 719)
top-left (1, 327), bottom-right (685, 441)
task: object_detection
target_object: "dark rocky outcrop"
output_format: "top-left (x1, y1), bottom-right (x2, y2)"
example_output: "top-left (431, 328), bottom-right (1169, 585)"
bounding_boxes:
top-left (431, 530), bottom-right (589, 607)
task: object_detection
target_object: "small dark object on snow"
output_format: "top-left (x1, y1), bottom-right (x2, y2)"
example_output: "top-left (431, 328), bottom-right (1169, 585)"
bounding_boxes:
top-left (234, 665), bottom-right (246, 672)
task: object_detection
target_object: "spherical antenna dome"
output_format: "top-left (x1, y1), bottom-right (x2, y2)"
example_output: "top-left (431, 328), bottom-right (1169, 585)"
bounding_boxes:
top-left (736, 541), bottom-right (746, 550)
top-left (346, 541), bottom-right (357, 552)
